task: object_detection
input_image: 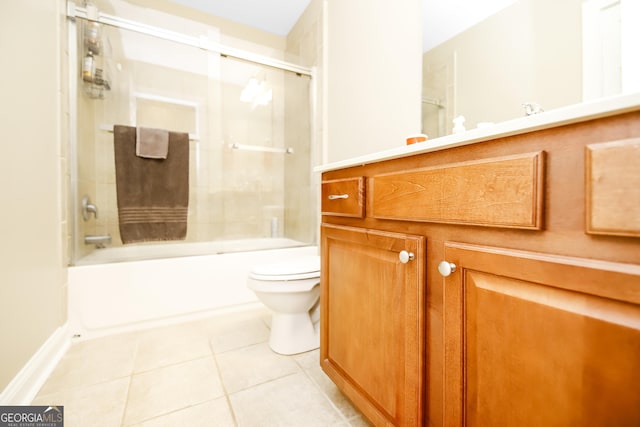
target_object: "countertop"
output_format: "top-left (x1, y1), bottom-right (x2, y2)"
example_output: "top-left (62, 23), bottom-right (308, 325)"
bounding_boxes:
top-left (314, 92), bottom-right (640, 173)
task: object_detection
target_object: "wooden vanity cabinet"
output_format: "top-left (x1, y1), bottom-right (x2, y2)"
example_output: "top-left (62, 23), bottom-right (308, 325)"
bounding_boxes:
top-left (320, 224), bottom-right (426, 426)
top-left (442, 242), bottom-right (640, 427)
top-left (319, 110), bottom-right (640, 427)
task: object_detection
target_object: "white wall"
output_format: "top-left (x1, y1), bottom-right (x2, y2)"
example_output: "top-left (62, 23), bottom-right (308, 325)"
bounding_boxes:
top-left (0, 0), bottom-right (67, 393)
top-left (324, 0), bottom-right (423, 163)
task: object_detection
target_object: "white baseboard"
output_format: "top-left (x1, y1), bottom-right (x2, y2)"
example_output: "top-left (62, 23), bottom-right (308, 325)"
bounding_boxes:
top-left (0, 323), bottom-right (71, 405)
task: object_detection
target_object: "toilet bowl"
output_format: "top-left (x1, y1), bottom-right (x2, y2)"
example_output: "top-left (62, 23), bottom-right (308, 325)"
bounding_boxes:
top-left (247, 255), bottom-right (320, 355)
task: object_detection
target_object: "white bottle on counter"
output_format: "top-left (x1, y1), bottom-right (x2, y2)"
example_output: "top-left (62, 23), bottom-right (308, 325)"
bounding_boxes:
top-left (452, 116), bottom-right (466, 134)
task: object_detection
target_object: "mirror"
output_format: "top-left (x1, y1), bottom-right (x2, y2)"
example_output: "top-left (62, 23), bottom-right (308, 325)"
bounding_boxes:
top-left (421, 0), bottom-right (640, 138)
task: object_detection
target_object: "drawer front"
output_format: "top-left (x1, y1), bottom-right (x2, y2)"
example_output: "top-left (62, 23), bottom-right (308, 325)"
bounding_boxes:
top-left (322, 177), bottom-right (365, 218)
top-left (586, 138), bottom-right (640, 237)
top-left (370, 152), bottom-right (545, 229)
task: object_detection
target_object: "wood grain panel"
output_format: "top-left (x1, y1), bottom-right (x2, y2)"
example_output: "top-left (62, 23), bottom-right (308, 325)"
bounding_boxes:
top-left (370, 152), bottom-right (545, 229)
top-left (320, 224), bottom-right (426, 426)
top-left (443, 242), bottom-right (640, 427)
top-left (321, 177), bottom-right (365, 218)
top-left (586, 138), bottom-right (640, 237)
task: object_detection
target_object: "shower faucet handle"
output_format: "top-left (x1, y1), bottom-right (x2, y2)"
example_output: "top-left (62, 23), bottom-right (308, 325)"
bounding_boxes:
top-left (82, 195), bottom-right (98, 221)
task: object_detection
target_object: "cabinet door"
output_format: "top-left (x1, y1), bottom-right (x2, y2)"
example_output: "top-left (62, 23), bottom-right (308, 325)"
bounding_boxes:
top-left (321, 224), bottom-right (426, 426)
top-left (442, 242), bottom-right (640, 427)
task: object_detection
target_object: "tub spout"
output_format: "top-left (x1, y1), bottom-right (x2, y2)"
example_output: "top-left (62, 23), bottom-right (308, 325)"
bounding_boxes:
top-left (84, 234), bottom-right (112, 248)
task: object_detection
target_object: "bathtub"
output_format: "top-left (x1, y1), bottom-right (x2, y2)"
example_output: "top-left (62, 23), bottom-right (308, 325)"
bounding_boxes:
top-left (68, 240), bottom-right (318, 339)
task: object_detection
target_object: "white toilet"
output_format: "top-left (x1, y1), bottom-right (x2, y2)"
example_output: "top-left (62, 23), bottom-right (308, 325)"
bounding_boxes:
top-left (247, 255), bottom-right (321, 355)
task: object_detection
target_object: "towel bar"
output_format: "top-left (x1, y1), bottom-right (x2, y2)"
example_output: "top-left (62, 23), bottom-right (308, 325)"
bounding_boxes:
top-left (99, 124), bottom-right (199, 141)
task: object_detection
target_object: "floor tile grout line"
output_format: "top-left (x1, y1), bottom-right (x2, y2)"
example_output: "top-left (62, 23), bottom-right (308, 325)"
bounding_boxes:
top-left (121, 315), bottom-right (271, 425)
top-left (212, 338), bottom-right (270, 356)
top-left (34, 373), bottom-right (132, 400)
top-left (34, 309), bottom-right (365, 427)
top-left (123, 343), bottom-right (229, 426)
top-left (210, 339), bottom-right (240, 427)
top-left (118, 375), bottom-right (134, 427)
top-left (118, 334), bottom-right (140, 427)
top-left (226, 369), bottom-right (304, 397)
top-left (122, 397), bottom-right (228, 427)
top-left (298, 362), bottom-right (353, 425)
top-left (36, 331), bottom-right (142, 398)
top-left (130, 352), bottom-right (216, 376)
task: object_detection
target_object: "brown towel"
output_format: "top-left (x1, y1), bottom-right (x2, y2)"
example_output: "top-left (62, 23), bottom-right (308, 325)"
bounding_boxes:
top-left (136, 126), bottom-right (169, 159)
top-left (114, 125), bottom-right (189, 244)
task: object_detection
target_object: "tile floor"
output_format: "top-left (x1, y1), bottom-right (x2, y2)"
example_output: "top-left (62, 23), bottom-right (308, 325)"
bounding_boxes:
top-left (33, 307), bottom-right (370, 427)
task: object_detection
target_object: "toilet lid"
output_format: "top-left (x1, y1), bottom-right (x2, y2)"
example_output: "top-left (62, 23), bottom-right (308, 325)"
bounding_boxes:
top-left (249, 255), bottom-right (320, 281)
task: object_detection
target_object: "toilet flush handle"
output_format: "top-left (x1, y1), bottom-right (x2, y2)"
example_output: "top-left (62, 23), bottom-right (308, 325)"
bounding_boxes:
top-left (399, 250), bottom-right (415, 264)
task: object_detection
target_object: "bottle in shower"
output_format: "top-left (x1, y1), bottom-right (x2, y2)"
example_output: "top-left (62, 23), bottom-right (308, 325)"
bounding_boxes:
top-left (82, 51), bottom-right (94, 82)
top-left (84, 21), bottom-right (101, 55)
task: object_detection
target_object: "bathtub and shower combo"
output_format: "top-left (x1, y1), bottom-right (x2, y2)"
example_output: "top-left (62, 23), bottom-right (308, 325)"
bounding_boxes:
top-left (67, 1), bottom-right (318, 339)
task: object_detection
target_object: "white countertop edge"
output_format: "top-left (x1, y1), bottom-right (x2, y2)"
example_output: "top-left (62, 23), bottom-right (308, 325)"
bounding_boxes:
top-left (314, 92), bottom-right (640, 173)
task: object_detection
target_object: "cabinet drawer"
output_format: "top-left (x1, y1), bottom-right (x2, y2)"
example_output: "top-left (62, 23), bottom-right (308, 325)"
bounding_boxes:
top-left (586, 138), bottom-right (640, 237)
top-left (321, 177), bottom-right (365, 218)
top-left (370, 152), bottom-right (545, 229)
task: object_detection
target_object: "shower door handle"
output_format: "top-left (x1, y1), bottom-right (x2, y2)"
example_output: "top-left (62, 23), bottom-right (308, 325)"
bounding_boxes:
top-left (327, 194), bottom-right (349, 200)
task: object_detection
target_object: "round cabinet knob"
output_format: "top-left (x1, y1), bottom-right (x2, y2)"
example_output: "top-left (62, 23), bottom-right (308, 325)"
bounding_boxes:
top-left (438, 261), bottom-right (457, 277)
top-left (399, 250), bottom-right (415, 264)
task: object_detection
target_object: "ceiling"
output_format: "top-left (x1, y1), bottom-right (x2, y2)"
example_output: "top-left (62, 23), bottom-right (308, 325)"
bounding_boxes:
top-left (423, 0), bottom-right (516, 51)
top-left (166, 0), bottom-right (517, 52)
top-left (166, 0), bottom-right (312, 36)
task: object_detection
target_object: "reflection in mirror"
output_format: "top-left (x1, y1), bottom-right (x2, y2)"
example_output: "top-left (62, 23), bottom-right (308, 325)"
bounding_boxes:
top-left (422, 0), bottom-right (640, 138)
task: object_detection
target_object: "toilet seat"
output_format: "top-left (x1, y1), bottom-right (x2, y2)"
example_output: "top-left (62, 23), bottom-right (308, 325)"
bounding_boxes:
top-left (247, 276), bottom-right (319, 293)
top-left (249, 255), bottom-right (320, 281)
top-left (247, 255), bottom-right (320, 293)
